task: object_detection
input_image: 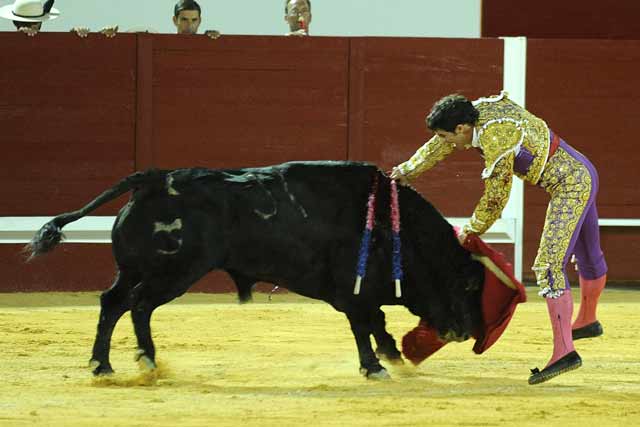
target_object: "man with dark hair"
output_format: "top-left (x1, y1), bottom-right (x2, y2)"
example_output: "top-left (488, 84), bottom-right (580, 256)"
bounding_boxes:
top-left (391, 92), bottom-right (608, 385)
top-left (173, 0), bottom-right (219, 38)
top-left (0, 0), bottom-right (58, 36)
top-left (284, 0), bottom-right (311, 36)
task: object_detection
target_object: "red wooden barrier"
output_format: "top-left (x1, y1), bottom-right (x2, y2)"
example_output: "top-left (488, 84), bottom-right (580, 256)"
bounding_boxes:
top-left (0, 33), bottom-right (136, 216)
top-left (482, 0), bottom-right (640, 39)
top-left (148, 35), bottom-right (350, 169)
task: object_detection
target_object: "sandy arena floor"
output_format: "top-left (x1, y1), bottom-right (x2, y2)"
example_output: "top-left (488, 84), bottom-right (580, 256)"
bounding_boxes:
top-left (0, 288), bottom-right (639, 427)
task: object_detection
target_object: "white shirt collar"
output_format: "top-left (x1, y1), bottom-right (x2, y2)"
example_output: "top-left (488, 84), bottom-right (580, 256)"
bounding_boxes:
top-left (471, 127), bottom-right (480, 148)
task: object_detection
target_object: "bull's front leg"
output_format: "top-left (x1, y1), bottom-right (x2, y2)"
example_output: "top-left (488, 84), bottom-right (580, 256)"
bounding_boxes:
top-left (346, 311), bottom-right (390, 380)
top-left (370, 308), bottom-right (403, 364)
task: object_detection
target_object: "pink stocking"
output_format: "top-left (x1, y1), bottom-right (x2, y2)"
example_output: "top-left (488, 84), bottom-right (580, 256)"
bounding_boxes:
top-left (573, 274), bottom-right (606, 330)
top-left (546, 290), bottom-right (575, 368)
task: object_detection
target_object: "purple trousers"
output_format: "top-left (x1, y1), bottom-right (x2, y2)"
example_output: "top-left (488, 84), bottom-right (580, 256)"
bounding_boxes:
top-left (531, 133), bottom-right (607, 296)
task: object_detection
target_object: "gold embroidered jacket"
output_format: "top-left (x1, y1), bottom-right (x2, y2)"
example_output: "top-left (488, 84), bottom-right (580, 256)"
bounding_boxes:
top-left (396, 92), bottom-right (551, 235)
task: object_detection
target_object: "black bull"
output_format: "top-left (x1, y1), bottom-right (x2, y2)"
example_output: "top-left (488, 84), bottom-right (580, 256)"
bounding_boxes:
top-left (27, 161), bottom-right (485, 379)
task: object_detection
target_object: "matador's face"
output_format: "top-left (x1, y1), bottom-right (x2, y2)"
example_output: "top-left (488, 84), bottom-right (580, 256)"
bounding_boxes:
top-left (434, 124), bottom-right (474, 151)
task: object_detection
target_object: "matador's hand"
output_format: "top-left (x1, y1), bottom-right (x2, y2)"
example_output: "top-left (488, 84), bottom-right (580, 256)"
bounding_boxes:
top-left (389, 167), bottom-right (409, 185)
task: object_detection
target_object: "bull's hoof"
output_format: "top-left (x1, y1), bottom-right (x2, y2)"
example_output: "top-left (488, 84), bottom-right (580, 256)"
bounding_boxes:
top-left (134, 349), bottom-right (157, 371)
top-left (385, 356), bottom-right (404, 366)
top-left (89, 359), bottom-right (114, 376)
top-left (138, 355), bottom-right (157, 371)
top-left (367, 368), bottom-right (391, 380)
top-left (134, 348), bottom-right (145, 361)
top-left (360, 366), bottom-right (391, 380)
top-left (375, 348), bottom-right (404, 365)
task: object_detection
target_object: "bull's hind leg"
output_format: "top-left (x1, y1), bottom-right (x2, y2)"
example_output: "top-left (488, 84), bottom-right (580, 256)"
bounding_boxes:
top-left (371, 309), bottom-right (403, 364)
top-left (90, 269), bottom-right (140, 375)
top-left (129, 266), bottom-right (209, 370)
top-left (345, 310), bottom-right (390, 380)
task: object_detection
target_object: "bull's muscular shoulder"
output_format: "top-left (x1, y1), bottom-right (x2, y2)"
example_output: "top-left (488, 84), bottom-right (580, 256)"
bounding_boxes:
top-left (147, 162), bottom-right (381, 204)
top-left (273, 161), bottom-right (381, 190)
top-left (265, 160), bottom-right (377, 175)
top-left (165, 161), bottom-right (378, 182)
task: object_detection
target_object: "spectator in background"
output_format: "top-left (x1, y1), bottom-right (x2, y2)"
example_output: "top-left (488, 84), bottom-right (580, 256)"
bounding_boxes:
top-left (285, 0), bottom-right (311, 36)
top-left (0, 0), bottom-right (59, 36)
top-left (173, 0), bottom-right (220, 39)
top-left (0, 0), bottom-right (116, 38)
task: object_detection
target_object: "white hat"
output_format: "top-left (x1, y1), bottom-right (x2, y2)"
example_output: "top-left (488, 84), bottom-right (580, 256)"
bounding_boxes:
top-left (0, 0), bottom-right (60, 22)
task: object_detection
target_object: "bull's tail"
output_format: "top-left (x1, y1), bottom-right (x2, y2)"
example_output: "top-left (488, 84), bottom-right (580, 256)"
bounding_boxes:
top-left (24, 170), bottom-right (165, 261)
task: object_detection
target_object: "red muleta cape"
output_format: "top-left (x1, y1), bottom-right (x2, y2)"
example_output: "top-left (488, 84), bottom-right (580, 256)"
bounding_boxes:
top-left (402, 232), bottom-right (527, 365)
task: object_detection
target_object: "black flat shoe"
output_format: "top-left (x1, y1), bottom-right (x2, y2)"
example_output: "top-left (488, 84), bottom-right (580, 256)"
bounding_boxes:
top-left (572, 321), bottom-right (603, 340)
top-left (528, 351), bottom-right (582, 385)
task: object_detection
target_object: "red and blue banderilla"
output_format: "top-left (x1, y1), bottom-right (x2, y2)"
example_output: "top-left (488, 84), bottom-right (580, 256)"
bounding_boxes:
top-left (353, 175), bottom-right (403, 298)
